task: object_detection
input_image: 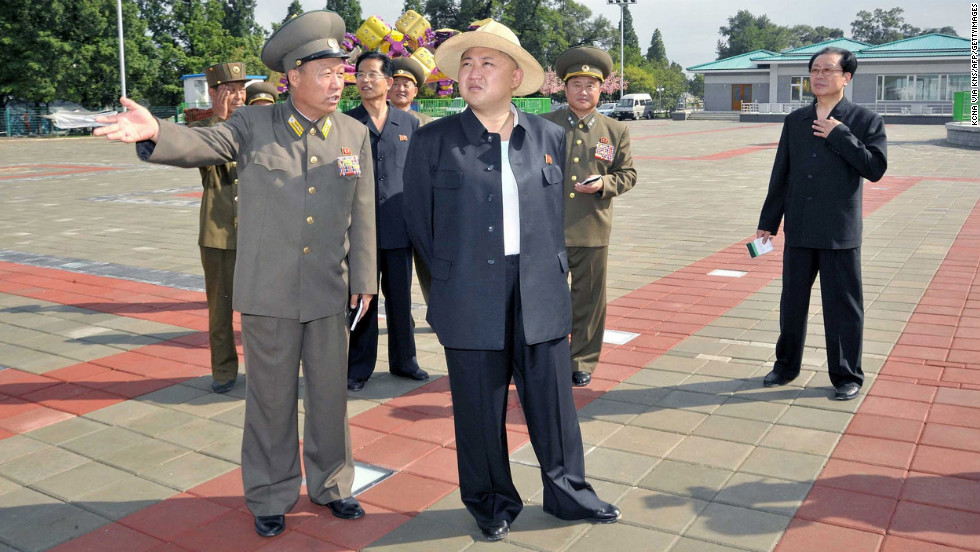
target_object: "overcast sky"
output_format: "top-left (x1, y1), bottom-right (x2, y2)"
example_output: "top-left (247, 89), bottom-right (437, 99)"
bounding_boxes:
top-left (253, 1), bottom-right (969, 70)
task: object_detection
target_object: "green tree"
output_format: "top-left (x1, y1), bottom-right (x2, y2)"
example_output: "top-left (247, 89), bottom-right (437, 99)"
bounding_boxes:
top-left (850, 7), bottom-right (920, 44)
top-left (424, 0), bottom-right (459, 29)
top-left (0, 0), bottom-right (158, 107)
top-left (272, 0), bottom-right (304, 32)
top-left (402, 0), bottom-right (425, 14)
top-left (645, 28), bottom-right (667, 65)
top-left (716, 10), bottom-right (792, 58)
top-left (223, 0), bottom-right (264, 37)
top-left (326, 0), bottom-right (363, 33)
top-left (787, 25), bottom-right (843, 48)
top-left (622, 64), bottom-right (653, 93)
top-left (457, 0), bottom-right (496, 28)
top-left (688, 73), bottom-right (704, 99)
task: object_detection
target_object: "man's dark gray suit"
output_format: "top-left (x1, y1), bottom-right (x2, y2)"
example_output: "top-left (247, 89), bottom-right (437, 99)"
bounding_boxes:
top-left (404, 107), bottom-right (606, 525)
top-left (758, 96), bottom-right (887, 388)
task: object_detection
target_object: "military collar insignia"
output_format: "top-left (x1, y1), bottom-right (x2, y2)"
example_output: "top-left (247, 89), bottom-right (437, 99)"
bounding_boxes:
top-left (566, 110), bottom-right (597, 130)
top-left (287, 114), bottom-right (305, 137)
top-left (287, 113), bottom-right (332, 140)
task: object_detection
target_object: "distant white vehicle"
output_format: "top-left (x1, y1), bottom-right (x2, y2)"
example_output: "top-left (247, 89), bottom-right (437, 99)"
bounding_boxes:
top-left (612, 93), bottom-right (653, 120)
top-left (597, 102), bottom-right (616, 116)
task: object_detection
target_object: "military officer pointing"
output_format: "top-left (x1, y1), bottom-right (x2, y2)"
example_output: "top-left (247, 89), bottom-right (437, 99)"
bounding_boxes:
top-left (542, 47), bottom-right (637, 388)
top-left (245, 80), bottom-right (279, 106)
top-left (191, 62), bottom-right (248, 394)
top-left (95, 10), bottom-right (376, 539)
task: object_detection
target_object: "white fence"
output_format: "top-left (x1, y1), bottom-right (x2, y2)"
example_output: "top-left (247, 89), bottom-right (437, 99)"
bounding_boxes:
top-left (741, 102), bottom-right (954, 115)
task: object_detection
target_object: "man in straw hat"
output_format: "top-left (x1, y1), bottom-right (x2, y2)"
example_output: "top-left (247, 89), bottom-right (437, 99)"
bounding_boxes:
top-left (245, 80), bottom-right (279, 106)
top-left (403, 20), bottom-right (621, 541)
top-left (190, 62), bottom-right (250, 395)
top-left (95, 10), bottom-right (377, 538)
top-left (541, 47), bottom-right (636, 388)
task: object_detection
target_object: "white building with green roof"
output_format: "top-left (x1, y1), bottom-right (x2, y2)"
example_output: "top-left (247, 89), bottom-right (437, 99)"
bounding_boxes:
top-left (687, 34), bottom-right (970, 120)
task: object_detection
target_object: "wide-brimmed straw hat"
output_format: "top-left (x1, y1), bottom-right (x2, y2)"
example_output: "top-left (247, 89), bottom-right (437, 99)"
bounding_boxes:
top-left (433, 20), bottom-right (544, 97)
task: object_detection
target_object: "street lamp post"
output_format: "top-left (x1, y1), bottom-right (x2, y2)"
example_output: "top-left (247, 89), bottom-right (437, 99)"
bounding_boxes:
top-left (116, 0), bottom-right (127, 100)
top-left (656, 86), bottom-right (664, 116)
top-left (606, 0), bottom-right (636, 100)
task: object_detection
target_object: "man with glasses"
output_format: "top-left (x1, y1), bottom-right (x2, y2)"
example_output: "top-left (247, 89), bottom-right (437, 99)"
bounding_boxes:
top-left (344, 52), bottom-right (428, 392)
top-left (190, 62), bottom-right (248, 394)
top-left (541, 47), bottom-right (636, 388)
top-left (757, 47), bottom-right (887, 401)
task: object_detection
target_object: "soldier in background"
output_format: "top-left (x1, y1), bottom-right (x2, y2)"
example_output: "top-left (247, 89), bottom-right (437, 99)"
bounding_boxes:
top-left (245, 81), bottom-right (279, 106)
top-left (191, 62), bottom-right (248, 394)
top-left (541, 47), bottom-right (637, 388)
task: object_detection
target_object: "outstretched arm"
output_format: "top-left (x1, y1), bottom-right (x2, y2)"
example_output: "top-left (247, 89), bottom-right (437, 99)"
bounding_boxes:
top-left (94, 97), bottom-right (160, 143)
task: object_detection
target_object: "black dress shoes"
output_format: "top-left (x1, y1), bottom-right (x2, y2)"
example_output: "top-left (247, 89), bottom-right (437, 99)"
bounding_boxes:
top-left (254, 514), bottom-right (285, 537)
top-left (586, 504), bottom-right (621, 524)
top-left (347, 378), bottom-right (366, 392)
top-left (390, 368), bottom-right (430, 381)
top-left (211, 378), bottom-right (236, 394)
top-left (324, 497), bottom-right (365, 519)
top-left (572, 371), bottom-right (592, 387)
top-left (762, 370), bottom-right (796, 388)
top-left (478, 520), bottom-right (510, 541)
top-left (834, 382), bottom-right (861, 401)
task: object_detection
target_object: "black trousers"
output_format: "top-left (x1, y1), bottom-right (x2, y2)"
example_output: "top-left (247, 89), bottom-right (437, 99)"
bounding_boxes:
top-left (445, 256), bottom-right (605, 525)
top-left (348, 246), bottom-right (420, 381)
top-left (773, 246), bottom-right (864, 387)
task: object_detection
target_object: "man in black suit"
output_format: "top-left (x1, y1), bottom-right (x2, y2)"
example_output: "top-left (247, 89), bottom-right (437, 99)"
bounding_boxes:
top-left (345, 51), bottom-right (429, 391)
top-left (404, 21), bottom-right (620, 542)
top-left (757, 47), bottom-right (887, 401)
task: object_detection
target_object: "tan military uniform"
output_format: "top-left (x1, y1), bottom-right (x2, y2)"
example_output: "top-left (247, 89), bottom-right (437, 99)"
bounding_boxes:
top-left (541, 107), bottom-right (636, 374)
top-left (189, 115), bottom-right (239, 385)
top-left (409, 110), bottom-right (434, 126)
top-left (138, 97), bottom-right (377, 516)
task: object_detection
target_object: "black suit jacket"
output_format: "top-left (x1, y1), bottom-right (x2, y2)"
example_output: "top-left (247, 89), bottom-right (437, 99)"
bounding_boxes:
top-left (404, 107), bottom-right (572, 350)
top-left (758, 97), bottom-right (887, 249)
top-left (345, 103), bottom-right (420, 249)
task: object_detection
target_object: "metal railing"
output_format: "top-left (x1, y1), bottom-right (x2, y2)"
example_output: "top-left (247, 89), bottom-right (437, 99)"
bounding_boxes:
top-left (741, 101), bottom-right (955, 116)
top-left (2, 104), bottom-right (183, 137)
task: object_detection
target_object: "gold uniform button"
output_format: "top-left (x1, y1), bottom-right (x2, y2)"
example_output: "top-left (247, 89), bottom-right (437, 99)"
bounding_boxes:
top-left (578, 123), bottom-right (584, 128)
top-left (569, 192), bottom-right (576, 198)
top-left (233, 178), bottom-right (239, 184)
top-left (308, 186), bottom-right (316, 194)
top-left (571, 175), bottom-right (577, 182)
top-left (576, 139), bottom-right (582, 145)
top-left (310, 156), bottom-right (318, 164)
top-left (306, 216), bottom-right (314, 224)
top-left (231, 161), bottom-right (237, 167)
top-left (310, 128), bottom-right (316, 135)
top-left (573, 157), bottom-right (579, 162)
top-left (303, 247), bottom-right (310, 254)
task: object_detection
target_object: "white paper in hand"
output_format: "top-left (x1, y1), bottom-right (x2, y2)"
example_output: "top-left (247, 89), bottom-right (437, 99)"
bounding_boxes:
top-left (349, 298), bottom-right (367, 331)
top-left (747, 237), bottom-right (774, 258)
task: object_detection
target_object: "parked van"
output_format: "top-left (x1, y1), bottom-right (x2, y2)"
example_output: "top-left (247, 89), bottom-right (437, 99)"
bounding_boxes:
top-left (612, 93), bottom-right (653, 120)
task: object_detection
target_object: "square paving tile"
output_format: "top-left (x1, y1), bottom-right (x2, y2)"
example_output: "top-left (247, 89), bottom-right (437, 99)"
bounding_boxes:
top-left (0, 435), bottom-right (48, 464)
top-left (776, 405), bottom-right (853, 433)
top-left (140, 452), bottom-right (238, 490)
top-left (75, 475), bottom-right (176, 520)
top-left (566, 522), bottom-right (676, 552)
top-left (630, 407), bottom-right (707, 434)
top-left (739, 448), bottom-right (828, 482)
top-left (638, 459), bottom-right (733, 500)
top-left (653, 389), bottom-right (725, 414)
top-left (775, 519), bottom-right (883, 552)
top-left (504, 505), bottom-right (592, 551)
top-left (101, 439), bottom-right (192, 473)
top-left (0, 445), bottom-right (88, 485)
top-left (692, 414), bottom-right (772, 445)
top-left (25, 416), bottom-right (107, 444)
top-left (601, 425), bottom-right (685, 458)
top-left (0, 492), bottom-right (109, 552)
top-left (361, 515), bottom-right (474, 552)
top-left (665, 436), bottom-right (754, 470)
top-left (575, 397), bottom-right (648, 425)
top-left (602, 382), bottom-right (672, 406)
top-left (795, 485), bottom-right (897, 534)
top-left (617, 488), bottom-right (708, 533)
top-left (584, 446), bottom-right (658, 485)
top-left (712, 472), bottom-right (812, 516)
top-left (157, 418), bottom-right (241, 451)
top-left (759, 425), bottom-right (841, 456)
top-left (32, 461), bottom-right (132, 501)
top-left (61, 426), bottom-right (151, 459)
top-left (684, 501), bottom-right (792, 551)
top-left (714, 397), bottom-right (789, 422)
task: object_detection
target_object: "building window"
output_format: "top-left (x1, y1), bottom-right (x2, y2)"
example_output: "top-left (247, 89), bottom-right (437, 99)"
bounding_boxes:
top-left (790, 76), bottom-right (812, 102)
top-left (877, 74), bottom-right (969, 101)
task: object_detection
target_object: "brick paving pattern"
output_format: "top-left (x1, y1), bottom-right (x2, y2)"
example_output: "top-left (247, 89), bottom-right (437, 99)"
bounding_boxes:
top-left (0, 121), bottom-right (976, 551)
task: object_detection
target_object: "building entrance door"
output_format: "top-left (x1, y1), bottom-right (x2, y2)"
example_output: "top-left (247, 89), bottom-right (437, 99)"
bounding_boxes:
top-left (732, 84), bottom-right (752, 111)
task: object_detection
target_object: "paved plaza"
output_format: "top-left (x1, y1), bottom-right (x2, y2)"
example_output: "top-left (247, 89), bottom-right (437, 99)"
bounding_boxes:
top-left (0, 119), bottom-right (977, 552)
